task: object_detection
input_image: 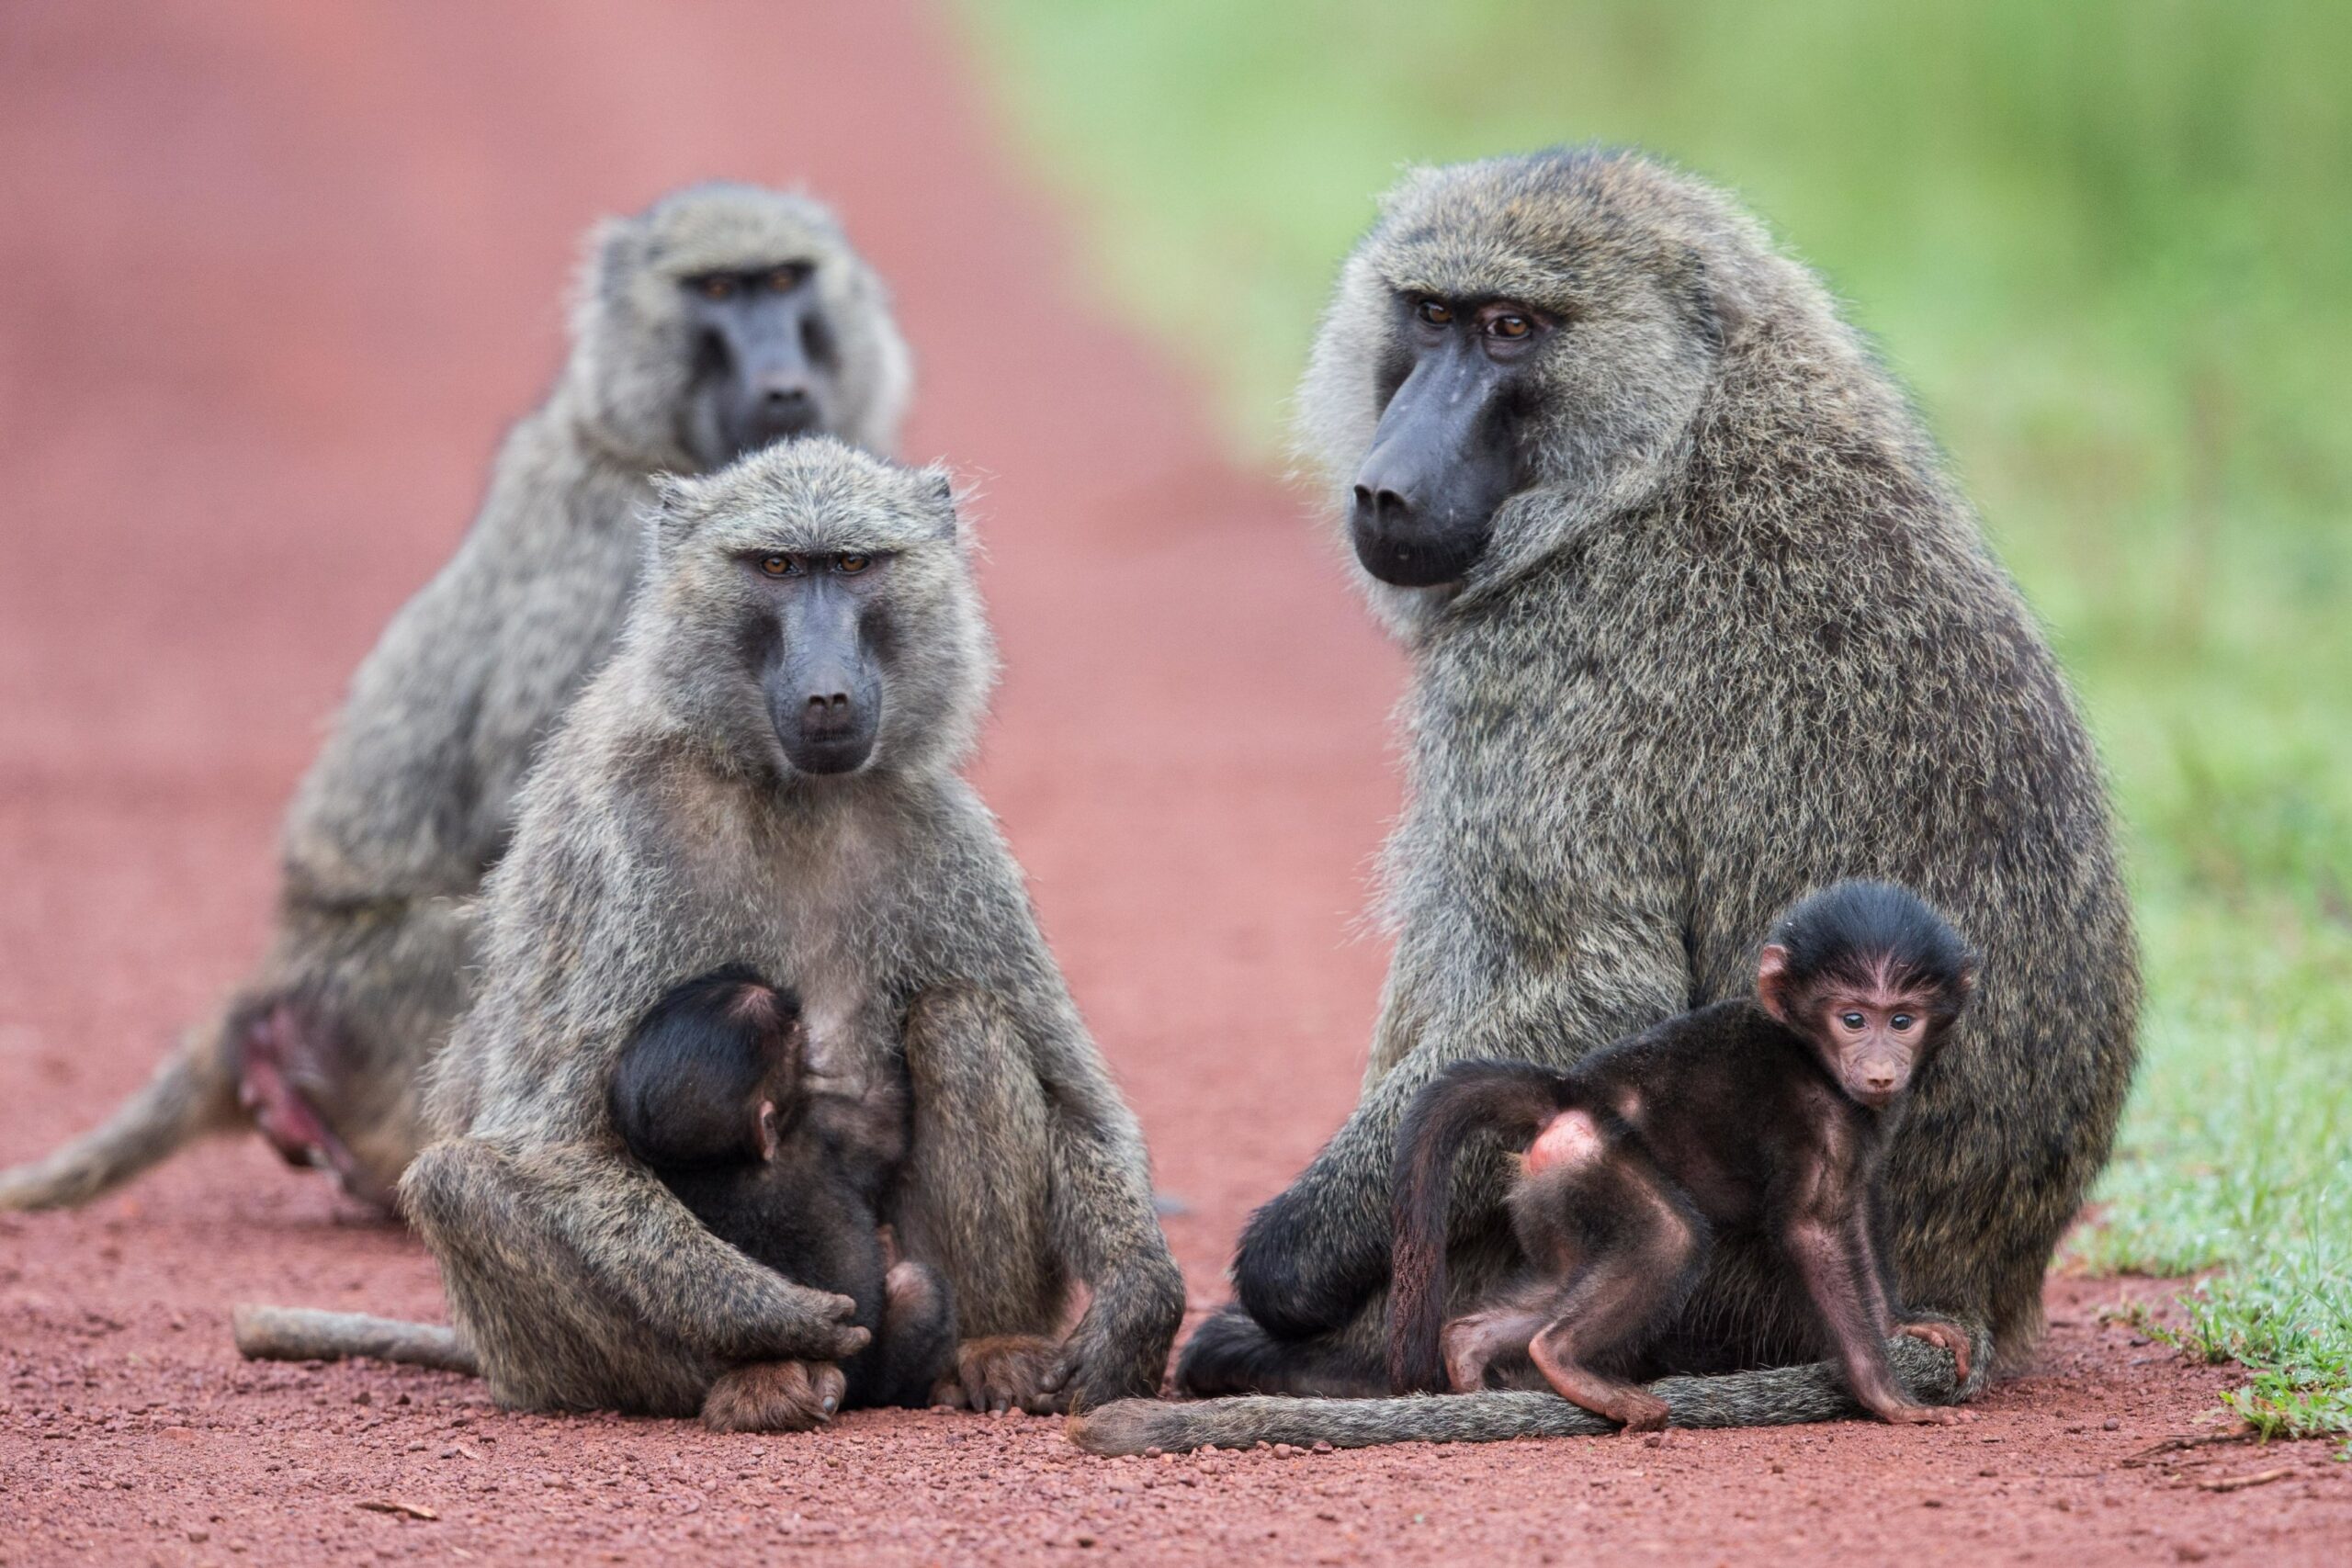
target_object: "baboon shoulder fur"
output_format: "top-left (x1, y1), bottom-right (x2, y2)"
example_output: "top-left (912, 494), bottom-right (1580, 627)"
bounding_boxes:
top-left (1079, 146), bottom-right (2136, 1452)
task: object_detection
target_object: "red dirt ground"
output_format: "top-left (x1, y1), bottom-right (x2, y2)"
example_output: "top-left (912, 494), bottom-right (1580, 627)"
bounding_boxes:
top-left (0, 3), bottom-right (2343, 1563)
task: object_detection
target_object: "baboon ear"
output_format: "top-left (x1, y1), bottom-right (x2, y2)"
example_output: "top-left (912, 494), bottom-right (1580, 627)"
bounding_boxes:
top-left (914, 463), bottom-right (958, 538)
top-left (1756, 943), bottom-right (1792, 1023)
top-left (645, 471), bottom-right (711, 556)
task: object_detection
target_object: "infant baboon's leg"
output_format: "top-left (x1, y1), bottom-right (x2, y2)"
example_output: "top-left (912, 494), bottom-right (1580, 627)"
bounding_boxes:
top-left (894, 985), bottom-right (1064, 1407)
top-left (1518, 1157), bottom-right (1702, 1433)
top-left (870, 1259), bottom-right (958, 1408)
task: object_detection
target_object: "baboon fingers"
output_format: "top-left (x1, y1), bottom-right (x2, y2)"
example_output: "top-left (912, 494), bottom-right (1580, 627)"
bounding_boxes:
top-left (937, 1335), bottom-right (1065, 1414)
top-left (1895, 1319), bottom-right (1973, 1384)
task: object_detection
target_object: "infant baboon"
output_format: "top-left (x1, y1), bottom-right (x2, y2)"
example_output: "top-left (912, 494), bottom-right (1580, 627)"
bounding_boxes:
top-left (1076, 147), bottom-right (2134, 1455)
top-left (0, 182), bottom-right (910, 1213)
top-left (1389, 883), bottom-right (1976, 1431)
top-left (370, 438), bottom-right (1181, 1427)
top-left (611, 965), bottom-right (954, 1425)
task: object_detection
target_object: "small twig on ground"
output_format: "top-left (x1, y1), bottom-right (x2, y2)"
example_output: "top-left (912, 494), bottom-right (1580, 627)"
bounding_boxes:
top-left (2195, 1467), bottom-right (2295, 1494)
top-left (356, 1500), bottom-right (440, 1521)
top-left (2122, 1429), bottom-right (2257, 1467)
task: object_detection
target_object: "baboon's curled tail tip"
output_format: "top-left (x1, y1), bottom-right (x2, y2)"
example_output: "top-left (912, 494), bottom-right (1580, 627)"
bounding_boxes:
top-left (1068, 1326), bottom-right (1988, 1455)
top-left (0, 1036), bottom-right (241, 1212)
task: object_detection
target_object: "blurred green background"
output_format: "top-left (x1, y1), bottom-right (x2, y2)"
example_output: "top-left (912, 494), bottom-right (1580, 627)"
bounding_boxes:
top-left (961, 0), bottom-right (2352, 1442)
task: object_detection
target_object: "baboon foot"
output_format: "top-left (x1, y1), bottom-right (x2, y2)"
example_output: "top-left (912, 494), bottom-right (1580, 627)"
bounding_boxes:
top-left (934, 1335), bottom-right (1064, 1414)
top-left (702, 1360), bottom-right (847, 1432)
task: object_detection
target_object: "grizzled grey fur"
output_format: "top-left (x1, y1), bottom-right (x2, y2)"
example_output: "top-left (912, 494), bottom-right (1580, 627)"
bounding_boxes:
top-left (1, 183), bottom-right (909, 1212)
top-left (401, 440), bottom-right (1182, 1420)
top-left (1112, 147), bottom-right (2136, 1452)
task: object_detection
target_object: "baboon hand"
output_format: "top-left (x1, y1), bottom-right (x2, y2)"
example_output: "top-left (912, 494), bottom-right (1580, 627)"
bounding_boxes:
top-left (702, 1360), bottom-right (848, 1432)
top-left (934, 1335), bottom-right (1066, 1415)
top-left (1038, 1268), bottom-right (1183, 1410)
top-left (781, 1289), bottom-right (871, 1364)
top-left (1895, 1319), bottom-right (1973, 1385)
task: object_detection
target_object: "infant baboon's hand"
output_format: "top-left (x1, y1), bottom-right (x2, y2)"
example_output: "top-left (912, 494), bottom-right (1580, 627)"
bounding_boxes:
top-left (1895, 1319), bottom-right (1973, 1386)
top-left (702, 1360), bottom-right (847, 1432)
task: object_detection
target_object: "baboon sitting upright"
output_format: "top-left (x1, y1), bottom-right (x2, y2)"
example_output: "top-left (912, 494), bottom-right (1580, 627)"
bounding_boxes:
top-left (1075, 148), bottom-right (2137, 1454)
top-left (0, 183), bottom-right (910, 1213)
top-left (398, 438), bottom-right (1182, 1426)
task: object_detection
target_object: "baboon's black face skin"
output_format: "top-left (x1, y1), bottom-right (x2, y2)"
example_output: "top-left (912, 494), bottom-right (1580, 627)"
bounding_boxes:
top-left (679, 265), bottom-right (838, 468)
top-left (743, 551), bottom-right (893, 775)
top-left (1351, 293), bottom-right (1546, 588)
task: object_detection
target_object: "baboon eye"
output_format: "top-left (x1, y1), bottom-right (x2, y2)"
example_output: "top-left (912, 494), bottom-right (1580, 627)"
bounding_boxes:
top-left (1415, 299), bottom-right (1453, 326)
top-left (1892, 1014), bottom-right (1915, 1032)
top-left (697, 276), bottom-right (737, 301)
top-left (1840, 1012), bottom-right (1866, 1031)
top-left (1487, 312), bottom-right (1532, 339)
top-left (835, 554), bottom-right (871, 575)
top-left (758, 555), bottom-right (799, 577)
top-left (766, 265), bottom-right (807, 293)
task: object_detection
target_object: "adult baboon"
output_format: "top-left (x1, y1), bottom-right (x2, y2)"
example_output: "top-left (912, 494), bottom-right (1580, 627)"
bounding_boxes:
top-left (397, 439), bottom-right (1181, 1423)
top-left (1074, 148), bottom-right (2135, 1453)
top-left (0, 183), bottom-right (910, 1213)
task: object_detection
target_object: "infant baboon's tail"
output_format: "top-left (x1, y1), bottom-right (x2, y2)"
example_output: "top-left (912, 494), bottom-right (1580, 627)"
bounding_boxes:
top-left (1071, 1327), bottom-right (1984, 1455)
top-left (1388, 1059), bottom-right (1566, 1393)
top-left (0, 1019), bottom-right (241, 1211)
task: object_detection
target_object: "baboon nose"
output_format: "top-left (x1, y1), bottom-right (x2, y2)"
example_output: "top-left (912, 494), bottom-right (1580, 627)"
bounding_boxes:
top-left (1351, 483), bottom-right (1415, 528)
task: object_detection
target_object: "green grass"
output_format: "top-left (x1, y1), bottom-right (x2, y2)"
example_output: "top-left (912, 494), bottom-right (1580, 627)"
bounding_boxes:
top-left (958, 0), bottom-right (2352, 1445)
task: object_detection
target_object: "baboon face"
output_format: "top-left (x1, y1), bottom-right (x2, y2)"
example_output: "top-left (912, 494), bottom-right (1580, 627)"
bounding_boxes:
top-left (1307, 151), bottom-right (1728, 597)
top-left (576, 184), bottom-right (910, 470)
top-left (645, 439), bottom-right (994, 784)
top-left (675, 259), bottom-right (838, 468)
top-left (1349, 291), bottom-right (1539, 587)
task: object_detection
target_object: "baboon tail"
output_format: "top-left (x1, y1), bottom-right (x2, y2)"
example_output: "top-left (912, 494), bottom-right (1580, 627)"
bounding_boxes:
top-left (1388, 1059), bottom-right (1566, 1393)
top-left (1071, 1326), bottom-right (1985, 1455)
top-left (232, 1306), bottom-right (479, 1376)
top-left (0, 1021), bottom-right (242, 1211)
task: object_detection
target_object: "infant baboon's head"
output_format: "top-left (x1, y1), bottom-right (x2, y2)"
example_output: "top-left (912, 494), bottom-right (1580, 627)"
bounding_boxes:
top-left (633, 437), bottom-right (995, 782)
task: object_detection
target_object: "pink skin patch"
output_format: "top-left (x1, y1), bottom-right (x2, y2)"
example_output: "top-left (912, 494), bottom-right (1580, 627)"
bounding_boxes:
top-left (235, 1003), bottom-right (390, 1207)
top-left (1522, 1109), bottom-right (1603, 1178)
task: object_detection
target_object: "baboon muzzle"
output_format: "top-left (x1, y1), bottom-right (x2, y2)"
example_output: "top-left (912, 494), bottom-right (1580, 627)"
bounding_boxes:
top-left (1349, 338), bottom-right (1516, 588)
top-left (766, 584), bottom-right (881, 776)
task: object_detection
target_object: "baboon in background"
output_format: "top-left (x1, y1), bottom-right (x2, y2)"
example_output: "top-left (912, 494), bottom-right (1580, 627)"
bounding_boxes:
top-left (390, 438), bottom-right (1181, 1426)
top-left (0, 182), bottom-right (910, 1213)
top-left (1073, 147), bottom-right (2136, 1455)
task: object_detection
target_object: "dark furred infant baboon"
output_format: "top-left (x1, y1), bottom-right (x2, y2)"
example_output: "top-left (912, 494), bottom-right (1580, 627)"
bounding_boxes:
top-left (0, 182), bottom-right (911, 1214)
top-left (1075, 147), bottom-right (2135, 1456)
top-left (611, 966), bottom-right (955, 1427)
top-left (380, 438), bottom-right (1180, 1427)
top-left (1389, 882), bottom-right (1976, 1431)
